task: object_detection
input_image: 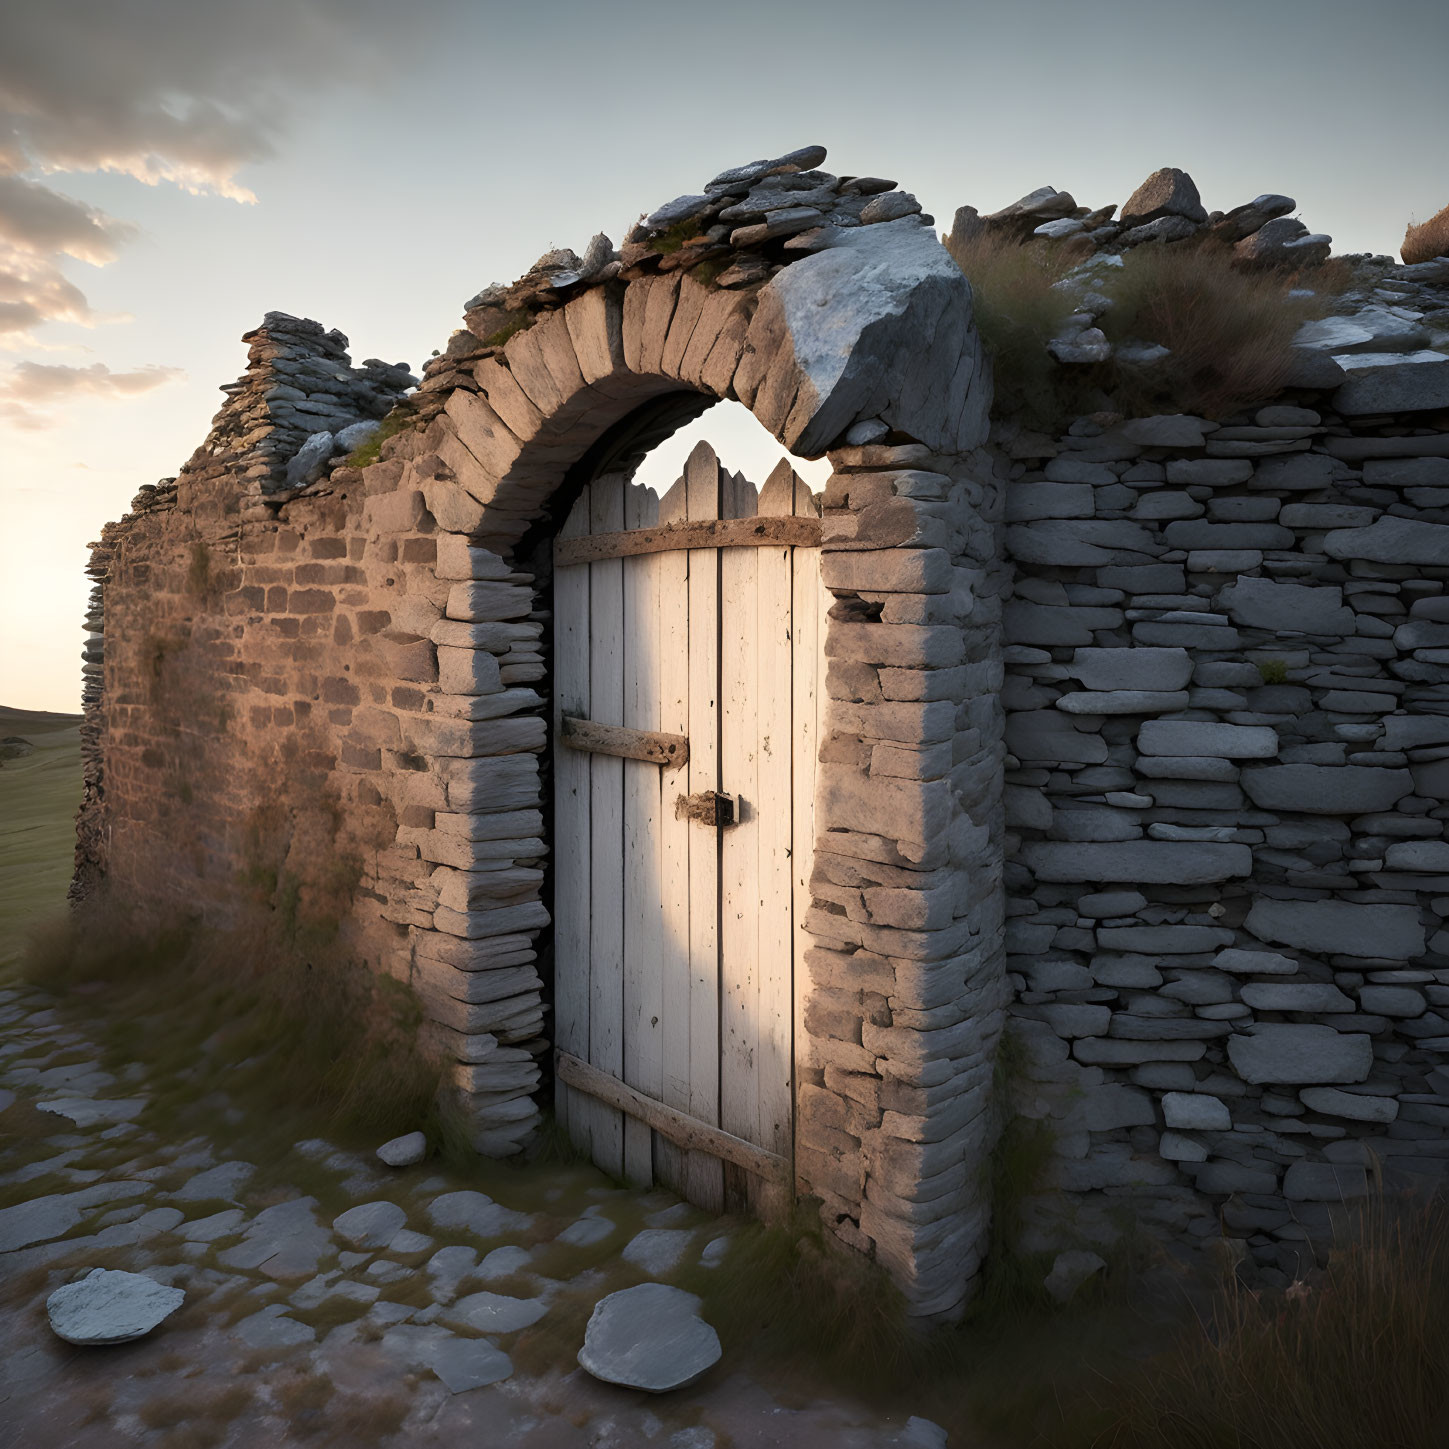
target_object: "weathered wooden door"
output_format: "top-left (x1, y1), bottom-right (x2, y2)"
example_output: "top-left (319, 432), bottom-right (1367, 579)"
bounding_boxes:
top-left (552, 440), bottom-right (826, 1215)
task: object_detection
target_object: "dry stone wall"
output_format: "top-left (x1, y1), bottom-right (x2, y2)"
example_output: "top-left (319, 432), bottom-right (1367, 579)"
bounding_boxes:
top-left (71, 317), bottom-right (556, 1157)
top-left (81, 143), bottom-right (1449, 1311)
top-left (998, 255), bottom-right (1449, 1282)
top-left (79, 146), bottom-right (1007, 1320)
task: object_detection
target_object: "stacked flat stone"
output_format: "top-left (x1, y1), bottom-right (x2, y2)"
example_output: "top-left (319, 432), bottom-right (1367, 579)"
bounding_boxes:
top-left (200, 312), bottom-right (414, 506)
top-left (71, 479), bottom-right (178, 903)
top-left (406, 144), bottom-right (939, 433)
top-left (950, 167), bottom-right (1329, 267)
top-left (949, 168), bottom-right (1449, 394)
top-left (998, 335), bottom-right (1449, 1281)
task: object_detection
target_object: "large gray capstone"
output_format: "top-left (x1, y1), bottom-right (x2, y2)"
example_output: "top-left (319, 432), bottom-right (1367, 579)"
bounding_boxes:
top-left (1226, 1025), bottom-right (1373, 1085)
top-left (765, 216), bottom-right (986, 456)
top-left (1244, 898), bottom-right (1426, 960)
top-left (47, 1269), bottom-right (185, 1345)
top-left (1241, 764), bottom-right (1412, 815)
top-left (577, 1282), bottom-right (721, 1393)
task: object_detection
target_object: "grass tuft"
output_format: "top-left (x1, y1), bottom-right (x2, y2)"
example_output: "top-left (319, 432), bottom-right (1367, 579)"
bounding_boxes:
top-left (478, 310), bottom-right (536, 350)
top-left (1094, 1192), bottom-right (1449, 1449)
top-left (944, 228), bottom-right (1345, 425)
top-left (21, 901), bottom-right (442, 1146)
top-left (1098, 237), bottom-right (1339, 420)
top-left (345, 408), bottom-right (416, 468)
top-left (1403, 203), bottom-right (1449, 265)
top-left (944, 229), bottom-right (1086, 428)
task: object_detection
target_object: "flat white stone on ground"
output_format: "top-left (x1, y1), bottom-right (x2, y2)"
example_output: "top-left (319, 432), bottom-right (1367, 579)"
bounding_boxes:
top-left (894, 1418), bottom-right (949, 1448)
top-left (291, 1273), bottom-right (381, 1310)
top-left (178, 1209), bottom-right (245, 1242)
top-left (425, 1190), bottom-right (530, 1238)
top-left (365, 1259), bottom-right (412, 1285)
top-left (578, 1283), bottom-right (721, 1393)
top-left (429, 1334), bottom-right (514, 1392)
top-left (333, 1201), bottom-right (407, 1249)
top-left (441, 1290), bottom-right (548, 1334)
top-left (478, 1245), bottom-right (531, 1278)
top-left (389, 1228), bottom-right (433, 1254)
top-left (425, 1244), bottom-right (478, 1303)
top-left (377, 1131), bottom-right (427, 1168)
top-left (699, 1236), bottom-right (731, 1268)
top-left (218, 1197), bottom-right (331, 1278)
top-left (231, 1304), bottom-right (317, 1350)
top-left (644, 1202), bottom-right (694, 1228)
top-left (170, 1161), bottom-right (254, 1202)
top-left (556, 1214), bottom-right (614, 1248)
top-left (622, 1228), bottom-right (692, 1276)
top-left (379, 1322), bottom-right (514, 1391)
top-left (36, 1097), bottom-right (146, 1127)
top-left (0, 1181), bottom-right (147, 1253)
top-left (46, 1268), bottom-right (185, 1345)
top-left (94, 1205), bottom-right (184, 1247)
top-left (1043, 1250), bottom-right (1106, 1304)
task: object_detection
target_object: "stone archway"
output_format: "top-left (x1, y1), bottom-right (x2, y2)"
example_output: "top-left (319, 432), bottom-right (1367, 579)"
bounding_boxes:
top-left (392, 147), bottom-right (1007, 1318)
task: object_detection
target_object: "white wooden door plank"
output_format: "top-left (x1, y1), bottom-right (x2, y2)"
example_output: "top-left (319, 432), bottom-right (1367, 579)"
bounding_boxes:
top-left (553, 483), bottom-right (593, 1153)
top-left (655, 473), bottom-right (692, 1197)
top-left (755, 465), bottom-right (797, 1190)
top-left (719, 468), bottom-right (760, 1212)
top-left (622, 480), bottom-right (663, 1186)
top-left (683, 442), bottom-right (723, 1213)
top-left (588, 472), bottom-right (627, 1178)
top-left (790, 476), bottom-right (823, 1200)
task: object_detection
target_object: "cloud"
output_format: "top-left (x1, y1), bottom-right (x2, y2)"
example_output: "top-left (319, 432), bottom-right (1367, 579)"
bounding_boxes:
top-left (0, 359), bottom-right (182, 428)
top-left (0, 174), bottom-right (135, 263)
top-left (0, 1), bottom-right (418, 198)
top-left (0, 1), bottom-right (426, 383)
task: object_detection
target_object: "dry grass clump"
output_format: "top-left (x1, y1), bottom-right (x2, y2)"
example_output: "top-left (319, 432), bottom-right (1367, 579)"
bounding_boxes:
top-left (944, 229), bottom-right (1088, 427)
top-left (1100, 237), bottom-right (1337, 419)
top-left (1403, 203), bottom-right (1449, 265)
top-left (21, 900), bottom-right (441, 1144)
top-left (1094, 1192), bottom-right (1449, 1449)
top-left (944, 228), bottom-right (1344, 425)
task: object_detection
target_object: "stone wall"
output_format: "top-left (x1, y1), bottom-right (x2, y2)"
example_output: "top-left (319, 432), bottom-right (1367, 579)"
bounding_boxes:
top-left (998, 257), bottom-right (1449, 1281)
top-left (82, 145), bottom-right (1449, 1309)
top-left (79, 146), bottom-right (1010, 1320)
top-left (72, 316), bottom-right (554, 1156)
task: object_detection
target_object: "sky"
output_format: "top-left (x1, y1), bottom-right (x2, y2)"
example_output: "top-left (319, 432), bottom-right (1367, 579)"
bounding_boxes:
top-left (3, 0), bottom-right (1448, 712)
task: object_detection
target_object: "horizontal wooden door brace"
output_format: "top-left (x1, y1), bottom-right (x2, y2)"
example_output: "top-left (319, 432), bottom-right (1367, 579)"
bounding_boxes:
top-left (555, 1050), bottom-right (791, 1187)
top-left (554, 515), bottom-right (822, 566)
top-left (560, 714), bottom-right (689, 769)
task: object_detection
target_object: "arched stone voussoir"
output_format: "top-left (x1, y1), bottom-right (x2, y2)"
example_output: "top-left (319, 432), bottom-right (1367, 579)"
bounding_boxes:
top-left (421, 214), bottom-right (985, 547)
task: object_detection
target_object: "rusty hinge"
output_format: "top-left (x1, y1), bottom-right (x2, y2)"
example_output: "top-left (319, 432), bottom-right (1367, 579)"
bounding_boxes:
top-left (675, 791), bottom-right (737, 827)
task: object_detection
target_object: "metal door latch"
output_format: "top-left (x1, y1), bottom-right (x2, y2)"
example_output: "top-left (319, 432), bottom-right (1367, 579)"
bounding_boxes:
top-left (675, 791), bottom-right (737, 827)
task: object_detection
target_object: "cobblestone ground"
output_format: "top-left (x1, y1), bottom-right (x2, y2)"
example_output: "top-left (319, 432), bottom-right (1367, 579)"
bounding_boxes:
top-left (0, 985), bottom-right (948, 1449)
